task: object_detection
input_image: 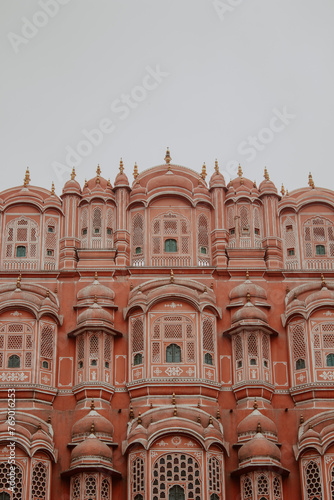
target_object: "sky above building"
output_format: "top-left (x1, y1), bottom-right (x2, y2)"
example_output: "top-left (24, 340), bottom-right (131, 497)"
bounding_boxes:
top-left (1, 0), bottom-right (334, 194)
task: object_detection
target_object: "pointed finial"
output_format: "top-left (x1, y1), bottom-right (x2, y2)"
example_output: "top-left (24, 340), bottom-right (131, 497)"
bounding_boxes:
top-left (257, 422), bottom-right (262, 433)
top-left (246, 291), bottom-right (251, 302)
top-left (23, 167), bottom-right (31, 187)
top-left (286, 285), bottom-right (290, 294)
top-left (96, 164), bottom-right (101, 176)
top-left (47, 415), bottom-right (51, 423)
top-left (197, 402), bottom-right (201, 408)
top-left (246, 270), bottom-right (250, 280)
top-left (216, 408), bottom-right (221, 420)
top-left (107, 178), bottom-right (111, 186)
top-left (237, 164), bottom-right (243, 177)
top-left (16, 274), bottom-right (21, 289)
top-left (321, 273), bottom-right (326, 288)
top-left (165, 147), bottom-right (171, 164)
top-left (91, 399), bottom-right (95, 410)
top-left (209, 415), bottom-right (213, 425)
top-left (51, 181), bottom-right (55, 195)
top-left (308, 172), bottom-right (315, 188)
top-left (253, 180), bottom-right (257, 188)
top-left (84, 178), bottom-right (88, 188)
top-left (119, 158), bottom-right (124, 174)
top-left (286, 189), bottom-right (289, 195)
top-left (172, 392), bottom-right (176, 405)
top-left (173, 407), bottom-right (177, 416)
top-left (201, 162), bottom-right (207, 180)
top-left (293, 292), bottom-right (297, 300)
top-left (240, 176), bottom-right (244, 185)
top-left (130, 282), bottom-right (133, 291)
top-left (71, 167), bottom-right (76, 180)
top-left (264, 167), bottom-right (269, 181)
top-left (133, 162), bottom-right (138, 179)
top-left (138, 412), bottom-right (142, 425)
top-left (281, 184), bottom-right (285, 196)
top-left (95, 271), bottom-right (98, 280)
top-left (90, 422), bottom-right (95, 434)
top-left (215, 159), bottom-right (219, 174)
top-left (253, 398), bottom-right (258, 410)
top-left (170, 269), bottom-right (174, 283)
top-left (300, 414), bottom-right (304, 425)
top-left (46, 290), bottom-right (50, 297)
top-left (129, 404), bottom-right (134, 419)
top-left (210, 281), bottom-right (214, 290)
top-left (197, 416), bottom-right (201, 423)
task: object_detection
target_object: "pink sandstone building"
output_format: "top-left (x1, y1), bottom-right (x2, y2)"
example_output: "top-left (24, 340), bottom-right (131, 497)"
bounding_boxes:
top-left (0, 149), bottom-right (333, 499)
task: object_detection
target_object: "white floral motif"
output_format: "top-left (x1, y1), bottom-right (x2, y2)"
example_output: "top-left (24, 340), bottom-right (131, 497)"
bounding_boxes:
top-left (157, 440), bottom-right (168, 447)
top-left (186, 367), bottom-right (195, 376)
top-left (153, 367), bottom-right (162, 376)
top-left (319, 371), bottom-right (334, 381)
top-left (0, 372), bottom-right (28, 381)
top-left (165, 366), bottom-right (183, 376)
top-left (171, 437), bottom-right (181, 445)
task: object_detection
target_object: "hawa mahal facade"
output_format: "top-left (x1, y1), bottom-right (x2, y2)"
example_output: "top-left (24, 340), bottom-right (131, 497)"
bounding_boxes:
top-left (0, 149), bottom-right (334, 499)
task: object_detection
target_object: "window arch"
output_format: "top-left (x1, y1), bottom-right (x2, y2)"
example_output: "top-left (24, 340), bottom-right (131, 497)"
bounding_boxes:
top-left (152, 453), bottom-right (201, 500)
top-left (0, 462), bottom-right (23, 499)
top-left (305, 460), bottom-right (322, 500)
top-left (8, 354), bottom-right (20, 368)
top-left (208, 456), bottom-right (222, 498)
top-left (81, 207), bottom-right (88, 246)
top-left (165, 239), bottom-right (177, 252)
top-left (256, 474), bottom-right (269, 498)
top-left (291, 323), bottom-right (307, 373)
top-left (3, 217), bottom-right (39, 270)
top-left (0, 322), bottom-right (34, 374)
top-left (166, 344), bottom-right (181, 363)
top-left (134, 353), bottom-right (143, 365)
top-left (169, 485), bottom-right (185, 500)
top-left (311, 322), bottom-right (334, 370)
top-left (242, 476), bottom-right (253, 500)
top-left (31, 461), bottom-right (48, 500)
top-left (296, 358), bottom-right (306, 370)
top-left (240, 206), bottom-right (250, 235)
top-left (132, 213), bottom-right (144, 265)
top-left (84, 475), bottom-right (97, 499)
top-left (304, 217), bottom-right (334, 264)
top-left (151, 212), bottom-right (191, 266)
top-left (44, 217), bottom-right (58, 270)
top-left (197, 214), bottom-right (210, 265)
top-left (132, 317), bottom-right (144, 365)
top-left (132, 457), bottom-right (145, 499)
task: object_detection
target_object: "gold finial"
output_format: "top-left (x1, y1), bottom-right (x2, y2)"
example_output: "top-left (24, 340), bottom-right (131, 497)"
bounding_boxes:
top-left (240, 176), bottom-right (244, 185)
top-left (253, 398), bottom-right (258, 410)
top-left (300, 414), bottom-right (304, 425)
top-left (90, 422), bottom-right (95, 434)
top-left (95, 271), bottom-right (98, 280)
top-left (47, 415), bottom-right (51, 423)
top-left (138, 285), bottom-right (142, 292)
top-left (129, 404), bottom-right (134, 419)
top-left (119, 158), bottom-right (124, 174)
top-left (293, 292), bottom-right (297, 300)
top-left (201, 162), bottom-right (207, 180)
top-left (170, 269), bottom-right (174, 283)
top-left (23, 167), bottom-right (31, 187)
top-left (173, 407), bottom-right (177, 416)
top-left (281, 184), bottom-right (285, 196)
top-left (286, 189), bottom-right (289, 195)
top-left (133, 162), bottom-right (138, 179)
top-left (46, 290), bottom-right (50, 297)
top-left (94, 295), bottom-right (97, 303)
top-left (209, 415), bottom-right (213, 425)
top-left (264, 167), bottom-right (269, 181)
top-left (165, 147), bottom-right (171, 164)
top-left (16, 274), bottom-right (21, 289)
top-left (71, 167), bottom-right (76, 180)
top-left (210, 281), bottom-right (214, 290)
top-left (91, 399), bottom-right (95, 410)
top-left (172, 393), bottom-right (176, 405)
top-left (253, 180), bottom-right (257, 188)
top-left (54, 283), bottom-right (58, 294)
top-left (257, 422), bottom-right (262, 433)
top-left (138, 412), bottom-right (142, 425)
top-left (237, 164), bottom-right (243, 177)
top-left (308, 172), bottom-right (315, 188)
top-left (197, 416), bottom-right (201, 423)
top-left (51, 181), bottom-right (55, 195)
top-left (84, 178), bottom-right (88, 188)
top-left (321, 273), bottom-right (326, 288)
top-left (215, 159), bottom-right (219, 174)
top-left (96, 164), bottom-right (101, 176)
top-left (286, 285), bottom-right (290, 294)
top-left (130, 282), bottom-right (133, 291)
top-left (246, 270), bottom-right (250, 280)
top-left (216, 409), bottom-right (221, 420)
top-left (246, 291), bottom-right (251, 302)
top-left (107, 178), bottom-right (111, 186)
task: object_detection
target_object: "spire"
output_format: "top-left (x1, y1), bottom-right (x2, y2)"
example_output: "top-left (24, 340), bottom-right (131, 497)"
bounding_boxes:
top-left (90, 422), bottom-right (95, 434)
top-left (170, 269), bottom-right (174, 283)
top-left (16, 274), bottom-right (21, 290)
top-left (237, 164), bottom-right (243, 177)
top-left (253, 398), bottom-right (258, 410)
top-left (308, 172), bottom-right (315, 188)
top-left (90, 399), bottom-right (95, 410)
top-left (138, 412), bottom-right (142, 425)
top-left (172, 392), bottom-right (176, 405)
top-left (173, 407), bottom-right (177, 416)
top-left (96, 164), bottom-right (101, 176)
top-left (257, 422), bottom-right (262, 433)
top-left (84, 178), bottom-right (88, 188)
top-left (164, 147), bottom-right (171, 164)
top-left (119, 158), bottom-right (124, 174)
top-left (264, 167), bottom-right (269, 181)
top-left (71, 167), bottom-right (76, 180)
top-left (281, 184), bottom-right (285, 196)
top-left (246, 290), bottom-right (251, 302)
top-left (133, 162), bottom-right (138, 179)
top-left (215, 159), bottom-right (219, 174)
top-left (201, 162), bottom-right (207, 180)
top-left (129, 404), bottom-right (134, 419)
top-left (23, 167), bottom-right (30, 187)
top-left (321, 273), bottom-right (326, 288)
top-left (51, 181), bottom-right (55, 195)
top-left (246, 270), bottom-right (250, 280)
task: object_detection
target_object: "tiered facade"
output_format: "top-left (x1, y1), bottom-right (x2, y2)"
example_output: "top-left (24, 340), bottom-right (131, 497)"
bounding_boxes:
top-left (0, 151), bottom-right (334, 499)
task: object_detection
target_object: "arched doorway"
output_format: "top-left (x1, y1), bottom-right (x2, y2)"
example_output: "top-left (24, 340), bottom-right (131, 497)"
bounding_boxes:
top-left (169, 485), bottom-right (185, 500)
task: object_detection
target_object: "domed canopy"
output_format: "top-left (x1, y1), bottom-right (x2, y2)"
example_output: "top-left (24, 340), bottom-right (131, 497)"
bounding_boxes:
top-left (77, 275), bottom-right (115, 303)
top-left (304, 286), bottom-right (334, 305)
top-left (71, 433), bottom-right (112, 462)
top-left (238, 432), bottom-right (281, 462)
top-left (77, 302), bottom-right (113, 325)
top-left (259, 168), bottom-right (278, 195)
top-left (209, 161), bottom-right (226, 188)
top-left (232, 302), bottom-right (268, 324)
top-left (72, 405), bottom-right (114, 438)
top-left (230, 280), bottom-right (267, 301)
top-left (62, 168), bottom-right (81, 195)
top-left (237, 409), bottom-right (277, 437)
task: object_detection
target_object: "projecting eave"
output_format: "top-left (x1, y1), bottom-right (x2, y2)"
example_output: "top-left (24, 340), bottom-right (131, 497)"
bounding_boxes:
top-left (223, 321), bottom-right (278, 337)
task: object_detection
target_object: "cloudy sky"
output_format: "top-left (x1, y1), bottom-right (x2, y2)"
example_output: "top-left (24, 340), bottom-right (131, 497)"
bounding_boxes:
top-left (1, 0), bottom-right (334, 194)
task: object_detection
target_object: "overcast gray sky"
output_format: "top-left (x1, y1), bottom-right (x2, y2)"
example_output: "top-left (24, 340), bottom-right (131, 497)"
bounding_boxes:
top-left (1, 0), bottom-right (334, 194)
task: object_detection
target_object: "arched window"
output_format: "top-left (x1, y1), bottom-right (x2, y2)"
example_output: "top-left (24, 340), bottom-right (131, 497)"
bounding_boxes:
top-left (210, 495), bottom-right (219, 500)
top-left (8, 354), bottom-right (20, 368)
top-left (84, 475), bottom-right (96, 499)
top-left (169, 485), bottom-right (185, 500)
top-left (0, 493), bottom-right (10, 500)
top-left (134, 496), bottom-right (143, 500)
top-left (296, 358), bottom-right (306, 370)
top-left (0, 463), bottom-right (23, 498)
top-left (203, 317), bottom-right (215, 367)
top-left (132, 457), bottom-right (145, 498)
top-left (243, 476), bottom-right (253, 500)
top-left (198, 214), bottom-right (210, 264)
top-left (257, 474), bottom-right (269, 498)
top-left (316, 244), bottom-right (326, 255)
top-left (165, 239), bottom-right (177, 252)
top-left (31, 461), bottom-right (48, 500)
top-left (304, 217), bottom-right (334, 262)
top-left (4, 217), bottom-right (39, 269)
top-left (326, 353), bottom-right (334, 366)
top-left (291, 323), bottom-right (307, 373)
top-left (205, 353), bottom-right (213, 365)
top-left (134, 353), bottom-right (143, 365)
top-left (132, 213), bottom-right (144, 265)
top-left (166, 344), bottom-right (181, 363)
top-left (208, 456), bottom-right (222, 498)
top-left (16, 245), bottom-right (26, 257)
top-left (305, 460), bottom-right (322, 500)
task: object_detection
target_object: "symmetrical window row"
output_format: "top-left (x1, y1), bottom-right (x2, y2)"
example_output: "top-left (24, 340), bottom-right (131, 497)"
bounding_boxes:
top-left (241, 472), bottom-right (282, 500)
top-left (227, 204), bottom-right (262, 248)
top-left (71, 473), bottom-right (111, 500)
top-left (0, 460), bottom-right (49, 500)
top-left (81, 206), bottom-right (114, 249)
top-left (233, 331), bottom-right (271, 384)
top-left (76, 332), bottom-right (112, 384)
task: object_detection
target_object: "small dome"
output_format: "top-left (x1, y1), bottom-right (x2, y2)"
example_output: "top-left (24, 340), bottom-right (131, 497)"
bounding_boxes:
top-left (71, 434), bottom-right (112, 461)
top-left (62, 178), bottom-right (81, 195)
top-left (77, 303), bottom-right (113, 325)
top-left (209, 166), bottom-right (226, 188)
top-left (77, 277), bottom-right (115, 302)
top-left (72, 408), bottom-right (114, 437)
top-left (232, 302), bottom-right (268, 324)
top-left (146, 170), bottom-right (193, 193)
top-left (230, 281), bottom-right (267, 301)
top-left (131, 180), bottom-right (146, 195)
top-left (114, 164), bottom-right (129, 187)
top-left (301, 427), bottom-right (320, 440)
top-left (238, 432), bottom-right (281, 462)
top-left (259, 170), bottom-right (278, 195)
top-left (31, 426), bottom-right (49, 442)
top-left (305, 287), bottom-right (334, 305)
top-left (237, 409), bottom-right (277, 436)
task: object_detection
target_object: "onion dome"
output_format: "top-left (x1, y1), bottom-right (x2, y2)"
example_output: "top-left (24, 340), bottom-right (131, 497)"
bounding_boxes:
top-left (193, 173), bottom-right (209, 196)
top-left (31, 425), bottom-right (49, 442)
top-left (259, 167), bottom-right (278, 195)
top-left (72, 402), bottom-right (114, 439)
top-left (305, 286), bottom-right (334, 306)
top-left (209, 160), bottom-right (226, 188)
top-left (229, 278), bottom-right (267, 301)
top-left (77, 302), bottom-right (113, 325)
top-left (300, 427), bottom-right (319, 441)
top-left (131, 179), bottom-right (146, 196)
top-left (114, 158), bottom-right (129, 187)
top-left (237, 408), bottom-right (277, 438)
top-left (62, 168), bottom-right (81, 195)
top-left (232, 301), bottom-right (268, 324)
top-left (146, 169), bottom-right (193, 193)
top-left (238, 432), bottom-right (281, 462)
top-left (77, 274), bottom-right (115, 303)
top-left (82, 165), bottom-right (111, 194)
top-left (71, 432), bottom-right (112, 463)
